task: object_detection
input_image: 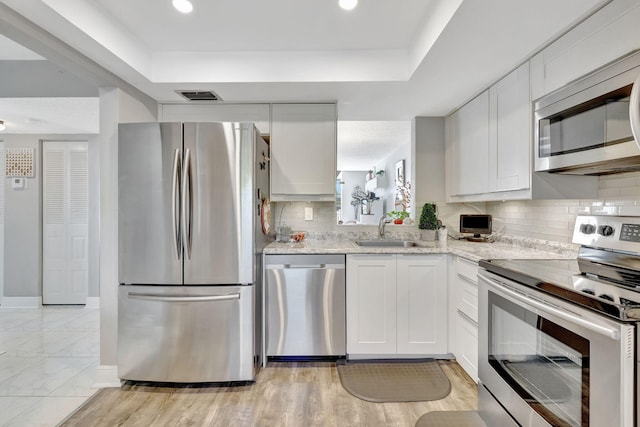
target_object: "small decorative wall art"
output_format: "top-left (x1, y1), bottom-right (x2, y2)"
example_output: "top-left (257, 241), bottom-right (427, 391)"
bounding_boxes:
top-left (395, 159), bottom-right (405, 185)
top-left (6, 148), bottom-right (35, 177)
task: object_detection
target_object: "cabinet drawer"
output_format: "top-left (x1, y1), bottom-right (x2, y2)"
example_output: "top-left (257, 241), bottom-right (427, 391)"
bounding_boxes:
top-left (456, 310), bottom-right (478, 383)
top-left (458, 276), bottom-right (478, 322)
top-left (456, 257), bottom-right (478, 283)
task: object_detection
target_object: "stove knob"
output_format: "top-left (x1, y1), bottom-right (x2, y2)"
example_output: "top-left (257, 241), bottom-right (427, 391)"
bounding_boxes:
top-left (598, 225), bottom-right (615, 236)
top-left (599, 294), bottom-right (615, 302)
top-left (580, 224), bottom-right (596, 234)
top-left (582, 289), bottom-right (595, 295)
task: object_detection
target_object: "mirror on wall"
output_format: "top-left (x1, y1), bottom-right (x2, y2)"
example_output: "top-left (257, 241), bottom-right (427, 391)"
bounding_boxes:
top-left (336, 121), bottom-right (412, 225)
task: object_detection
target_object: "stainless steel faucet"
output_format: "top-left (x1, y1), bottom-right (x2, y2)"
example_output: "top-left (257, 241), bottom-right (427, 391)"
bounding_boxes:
top-left (378, 215), bottom-right (392, 239)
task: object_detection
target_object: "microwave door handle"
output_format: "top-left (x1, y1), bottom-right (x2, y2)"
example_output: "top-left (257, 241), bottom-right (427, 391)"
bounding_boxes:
top-left (172, 149), bottom-right (182, 260)
top-left (631, 72), bottom-right (640, 150)
top-left (485, 277), bottom-right (620, 341)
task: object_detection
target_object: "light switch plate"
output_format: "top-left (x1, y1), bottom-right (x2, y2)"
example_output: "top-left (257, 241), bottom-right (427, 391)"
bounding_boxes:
top-left (11, 177), bottom-right (26, 190)
top-left (304, 207), bottom-right (313, 221)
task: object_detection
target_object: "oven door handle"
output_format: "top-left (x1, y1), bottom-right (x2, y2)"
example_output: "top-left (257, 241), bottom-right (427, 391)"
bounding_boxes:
top-left (486, 277), bottom-right (620, 341)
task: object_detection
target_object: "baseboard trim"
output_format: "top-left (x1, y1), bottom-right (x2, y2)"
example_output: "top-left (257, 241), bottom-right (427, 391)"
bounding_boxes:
top-left (85, 297), bottom-right (100, 308)
top-left (0, 296), bottom-right (42, 308)
top-left (93, 365), bottom-right (121, 388)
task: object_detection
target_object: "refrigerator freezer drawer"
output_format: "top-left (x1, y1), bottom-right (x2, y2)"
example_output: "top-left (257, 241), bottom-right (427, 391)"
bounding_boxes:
top-left (118, 284), bottom-right (256, 383)
top-left (265, 254), bottom-right (346, 356)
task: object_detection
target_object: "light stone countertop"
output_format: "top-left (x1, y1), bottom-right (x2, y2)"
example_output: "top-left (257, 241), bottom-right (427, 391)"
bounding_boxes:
top-left (263, 237), bottom-right (576, 263)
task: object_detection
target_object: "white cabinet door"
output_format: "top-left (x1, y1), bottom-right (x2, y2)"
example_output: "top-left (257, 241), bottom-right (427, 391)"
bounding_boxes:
top-left (489, 62), bottom-right (531, 193)
top-left (453, 91), bottom-right (490, 197)
top-left (43, 141), bottom-right (89, 305)
top-left (346, 254), bottom-right (397, 355)
top-left (531, 0), bottom-right (640, 100)
top-left (444, 112), bottom-right (459, 199)
top-left (396, 254), bottom-right (447, 354)
top-left (270, 103), bottom-right (336, 201)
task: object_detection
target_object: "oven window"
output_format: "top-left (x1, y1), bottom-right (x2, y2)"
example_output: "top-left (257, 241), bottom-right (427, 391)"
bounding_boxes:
top-left (488, 292), bottom-right (589, 427)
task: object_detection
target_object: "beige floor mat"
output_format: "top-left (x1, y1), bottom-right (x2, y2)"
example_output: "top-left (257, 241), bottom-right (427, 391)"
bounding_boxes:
top-left (337, 360), bottom-right (451, 403)
top-left (415, 410), bottom-right (486, 427)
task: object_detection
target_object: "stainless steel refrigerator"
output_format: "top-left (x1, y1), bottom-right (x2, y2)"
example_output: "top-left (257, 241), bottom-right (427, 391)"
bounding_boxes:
top-left (117, 122), bottom-right (270, 383)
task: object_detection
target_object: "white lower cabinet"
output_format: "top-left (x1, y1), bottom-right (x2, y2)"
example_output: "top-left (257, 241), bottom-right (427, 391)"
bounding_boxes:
top-left (450, 256), bottom-right (479, 382)
top-left (346, 254), bottom-right (447, 357)
top-left (455, 311), bottom-right (478, 382)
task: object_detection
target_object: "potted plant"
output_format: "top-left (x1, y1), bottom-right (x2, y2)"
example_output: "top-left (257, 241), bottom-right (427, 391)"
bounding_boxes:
top-left (387, 210), bottom-right (409, 224)
top-left (418, 203), bottom-right (438, 241)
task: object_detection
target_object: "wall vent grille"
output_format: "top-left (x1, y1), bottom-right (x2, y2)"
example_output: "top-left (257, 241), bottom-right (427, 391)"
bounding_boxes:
top-left (176, 91), bottom-right (222, 101)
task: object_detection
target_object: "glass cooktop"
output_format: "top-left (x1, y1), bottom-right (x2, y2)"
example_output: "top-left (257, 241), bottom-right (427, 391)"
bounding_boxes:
top-left (480, 258), bottom-right (640, 321)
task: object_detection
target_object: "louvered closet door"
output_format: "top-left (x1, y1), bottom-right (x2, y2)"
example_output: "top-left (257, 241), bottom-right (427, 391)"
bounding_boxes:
top-left (0, 141), bottom-right (4, 305)
top-left (43, 141), bottom-right (88, 304)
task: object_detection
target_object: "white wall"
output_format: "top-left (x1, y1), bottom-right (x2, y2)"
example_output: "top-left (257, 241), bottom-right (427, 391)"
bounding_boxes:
top-left (413, 117), bottom-right (445, 206)
top-left (97, 86), bottom-right (157, 381)
top-left (379, 139), bottom-right (411, 215)
top-left (0, 141), bottom-right (4, 305)
top-left (3, 136), bottom-right (40, 300)
top-left (1, 134), bottom-right (99, 303)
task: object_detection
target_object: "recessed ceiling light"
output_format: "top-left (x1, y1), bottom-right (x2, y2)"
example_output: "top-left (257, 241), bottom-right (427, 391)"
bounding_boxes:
top-left (173, 0), bottom-right (193, 14)
top-left (339, 0), bottom-right (358, 11)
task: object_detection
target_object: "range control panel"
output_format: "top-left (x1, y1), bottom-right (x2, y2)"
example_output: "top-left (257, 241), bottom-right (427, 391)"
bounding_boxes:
top-left (573, 215), bottom-right (640, 254)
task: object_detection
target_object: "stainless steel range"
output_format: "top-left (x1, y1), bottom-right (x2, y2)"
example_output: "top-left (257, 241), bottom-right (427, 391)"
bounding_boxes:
top-left (478, 215), bottom-right (640, 427)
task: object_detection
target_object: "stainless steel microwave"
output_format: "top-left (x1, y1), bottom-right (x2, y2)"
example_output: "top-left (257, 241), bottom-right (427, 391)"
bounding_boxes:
top-left (534, 50), bottom-right (640, 175)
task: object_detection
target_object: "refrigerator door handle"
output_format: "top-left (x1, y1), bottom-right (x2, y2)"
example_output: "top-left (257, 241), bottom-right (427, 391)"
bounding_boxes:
top-left (182, 148), bottom-right (193, 260)
top-left (127, 292), bottom-right (241, 303)
top-left (172, 148), bottom-right (182, 260)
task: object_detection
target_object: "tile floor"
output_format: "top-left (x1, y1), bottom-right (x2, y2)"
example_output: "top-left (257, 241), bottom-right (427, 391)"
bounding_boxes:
top-left (0, 306), bottom-right (100, 426)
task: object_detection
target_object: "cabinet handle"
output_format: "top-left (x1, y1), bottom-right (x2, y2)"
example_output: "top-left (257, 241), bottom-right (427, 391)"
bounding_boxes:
top-left (128, 292), bottom-right (240, 303)
top-left (457, 309), bottom-right (478, 326)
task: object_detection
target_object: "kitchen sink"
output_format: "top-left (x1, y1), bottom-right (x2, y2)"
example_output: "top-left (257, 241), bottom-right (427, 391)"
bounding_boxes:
top-left (354, 239), bottom-right (416, 247)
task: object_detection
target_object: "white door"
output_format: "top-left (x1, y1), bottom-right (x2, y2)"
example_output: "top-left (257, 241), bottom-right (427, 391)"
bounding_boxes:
top-left (42, 141), bottom-right (89, 304)
top-left (0, 141), bottom-right (4, 305)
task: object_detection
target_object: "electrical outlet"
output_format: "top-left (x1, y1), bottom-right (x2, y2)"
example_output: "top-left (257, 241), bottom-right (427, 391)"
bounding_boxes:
top-left (304, 207), bottom-right (313, 221)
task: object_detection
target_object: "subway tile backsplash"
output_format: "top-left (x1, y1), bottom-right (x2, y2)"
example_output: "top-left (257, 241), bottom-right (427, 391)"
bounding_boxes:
top-left (276, 172), bottom-right (640, 245)
top-left (487, 172), bottom-right (640, 243)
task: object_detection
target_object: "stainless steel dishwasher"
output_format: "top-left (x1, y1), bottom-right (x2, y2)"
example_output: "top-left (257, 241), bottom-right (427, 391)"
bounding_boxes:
top-left (265, 254), bottom-right (346, 357)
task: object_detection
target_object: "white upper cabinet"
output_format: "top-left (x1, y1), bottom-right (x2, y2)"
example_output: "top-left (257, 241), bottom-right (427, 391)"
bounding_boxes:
top-left (270, 103), bottom-right (337, 201)
top-left (446, 92), bottom-right (490, 199)
top-left (454, 91), bottom-right (490, 197)
top-left (489, 62), bottom-right (531, 193)
top-left (446, 62), bottom-right (598, 202)
top-left (531, 0), bottom-right (640, 101)
top-left (158, 103), bottom-right (270, 135)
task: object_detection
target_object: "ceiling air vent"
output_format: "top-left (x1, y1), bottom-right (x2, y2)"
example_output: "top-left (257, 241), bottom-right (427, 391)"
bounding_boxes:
top-left (176, 90), bottom-right (222, 101)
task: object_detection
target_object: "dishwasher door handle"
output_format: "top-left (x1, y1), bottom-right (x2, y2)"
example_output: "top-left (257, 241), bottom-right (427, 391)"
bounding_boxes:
top-left (284, 264), bottom-right (325, 269)
top-left (266, 264), bottom-right (345, 270)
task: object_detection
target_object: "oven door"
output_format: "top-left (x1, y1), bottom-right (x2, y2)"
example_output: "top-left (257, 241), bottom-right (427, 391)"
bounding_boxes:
top-left (478, 270), bottom-right (635, 427)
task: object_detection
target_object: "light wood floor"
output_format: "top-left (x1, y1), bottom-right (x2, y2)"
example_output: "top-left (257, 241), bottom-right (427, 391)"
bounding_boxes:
top-left (61, 360), bottom-right (477, 427)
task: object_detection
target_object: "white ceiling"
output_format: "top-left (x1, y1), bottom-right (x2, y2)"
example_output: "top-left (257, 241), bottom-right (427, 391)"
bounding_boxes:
top-left (0, 0), bottom-right (609, 164)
